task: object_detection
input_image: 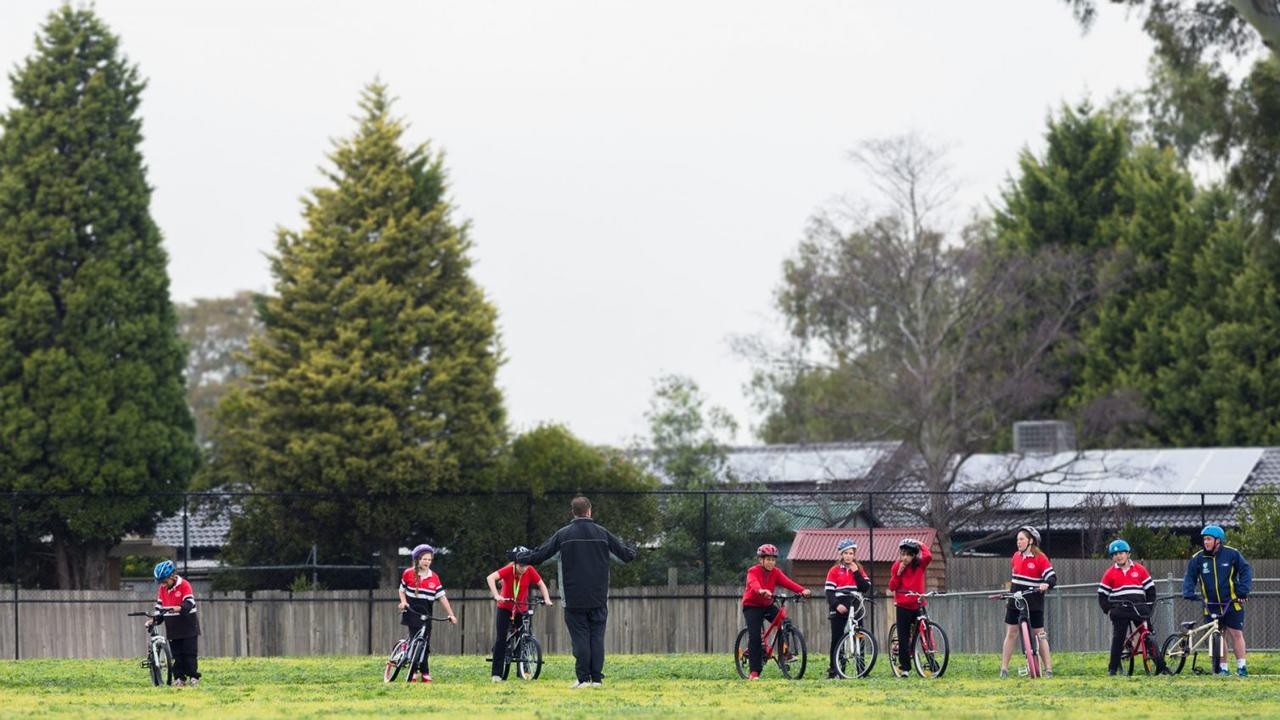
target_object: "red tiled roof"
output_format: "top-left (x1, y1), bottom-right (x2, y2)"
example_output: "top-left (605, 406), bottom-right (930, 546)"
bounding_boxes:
top-left (788, 528), bottom-right (938, 563)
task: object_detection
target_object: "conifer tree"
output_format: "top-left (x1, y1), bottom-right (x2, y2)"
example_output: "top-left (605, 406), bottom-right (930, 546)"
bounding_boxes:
top-left (0, 7), bottom-right (197, 588)
top-left (216, 84), bottom-right (505, 584)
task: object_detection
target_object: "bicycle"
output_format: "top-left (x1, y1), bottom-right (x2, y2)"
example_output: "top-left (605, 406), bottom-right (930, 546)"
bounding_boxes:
top-left (384, 611), bottom-right (451, 682)
top-left (127, 611), bottom-right (173, 687)
top-left (1109, 600), bottom-right (1160, 675)
top-left (486, 596), bottom-right (546, 680)
top-left (1160, 600), bottom-right (1242, 675)
top-left (991, 588), bottom-right (1044, 678)
top-left (887, 591), bottom-right (950, 678)
top-left (733, 594), bottom-right (808, 680)
top-left (830, 591), bottom-right (878, 679)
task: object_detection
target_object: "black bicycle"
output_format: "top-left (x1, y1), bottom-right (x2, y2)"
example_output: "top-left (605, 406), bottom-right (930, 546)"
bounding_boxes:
top-left (384, 611), bottom-right (451, 682)
top-left (487, 597), bottom-right (546, 680)
top-left (127, 611), bottom-right (173, 687)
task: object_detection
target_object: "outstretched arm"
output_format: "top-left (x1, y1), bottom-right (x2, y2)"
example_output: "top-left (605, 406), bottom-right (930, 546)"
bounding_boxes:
top-left (516, 530), bottom-right (562, 566)
top-left (606, 530), bottom-right (637, 563)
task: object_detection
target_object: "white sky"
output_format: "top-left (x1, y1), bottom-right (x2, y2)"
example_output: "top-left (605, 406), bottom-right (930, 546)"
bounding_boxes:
top-left (0, 1), bottom-right (1155, 447)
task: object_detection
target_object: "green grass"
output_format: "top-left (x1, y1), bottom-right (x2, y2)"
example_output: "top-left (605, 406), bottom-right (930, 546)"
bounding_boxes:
top-left (0, 653), bottom-right (1276, 719)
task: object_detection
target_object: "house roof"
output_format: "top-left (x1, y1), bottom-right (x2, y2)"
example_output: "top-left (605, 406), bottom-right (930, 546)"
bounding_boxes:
top-left (154, 506), bottom-right (233, 548)
top-left (788, 527), bottom-right (937, 563)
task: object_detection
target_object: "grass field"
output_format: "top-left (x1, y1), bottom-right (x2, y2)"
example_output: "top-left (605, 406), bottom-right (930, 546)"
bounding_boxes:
top-left (1, 653), bottom-right (1277, 719)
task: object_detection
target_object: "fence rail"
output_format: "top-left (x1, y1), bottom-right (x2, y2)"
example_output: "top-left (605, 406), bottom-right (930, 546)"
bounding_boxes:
top-left (5, 488), bottom-right (1279, 659)
top-left (4, 577), bottom-right (1278, 659)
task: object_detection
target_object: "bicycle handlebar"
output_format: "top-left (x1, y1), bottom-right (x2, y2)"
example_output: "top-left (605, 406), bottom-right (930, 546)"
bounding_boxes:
top-left (901, 591), bottom-right (946, 598)
top-left (989, 588), bottom-right (1042, 600)
top-left (126, 611), bottom-right (159, 618)
top-left (398, 610), bottom-right (453, 622)
top-left (495, 597), bottom-right (546, 604)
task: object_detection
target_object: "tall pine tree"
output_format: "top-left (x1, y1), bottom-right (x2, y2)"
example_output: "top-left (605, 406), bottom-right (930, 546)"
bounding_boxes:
top-left (0, 7), bottom-right (197, 588)
top-left (216, 84), bottom-right (505, 584)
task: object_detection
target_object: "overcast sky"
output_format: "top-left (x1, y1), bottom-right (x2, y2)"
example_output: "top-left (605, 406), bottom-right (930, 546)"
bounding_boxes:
top-left (0, 1), bottom-right (1156, 447)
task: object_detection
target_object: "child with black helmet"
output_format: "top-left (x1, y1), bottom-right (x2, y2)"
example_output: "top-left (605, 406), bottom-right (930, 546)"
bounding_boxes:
top-left (888, 537), bottom-right (932, 676)
top-left (486, 545), bottom-right (553, 682)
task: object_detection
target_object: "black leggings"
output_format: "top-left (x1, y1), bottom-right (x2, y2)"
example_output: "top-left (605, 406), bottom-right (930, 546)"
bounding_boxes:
top-left (742, 605), bottom-right (779, 674)
top-left (405, 618), bottom-right (432, 676)
top-left (491, 609), bottom-right (530, 677)
top-left (169, 636), bottom-right (200, 680)
top-left (895, 606), bottom-right (923, 672)
top-left (828, 614), bottom-right (848, 672)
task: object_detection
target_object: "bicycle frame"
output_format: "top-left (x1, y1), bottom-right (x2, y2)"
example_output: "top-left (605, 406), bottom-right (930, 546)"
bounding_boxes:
top-left (993, 589), bottom-right (1043, 678)
top-left (758, 598), bottom-right (793, 661)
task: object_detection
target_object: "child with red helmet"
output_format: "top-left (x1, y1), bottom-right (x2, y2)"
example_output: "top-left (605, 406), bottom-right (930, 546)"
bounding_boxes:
top-left (740, 543), bottom-right (810, 680)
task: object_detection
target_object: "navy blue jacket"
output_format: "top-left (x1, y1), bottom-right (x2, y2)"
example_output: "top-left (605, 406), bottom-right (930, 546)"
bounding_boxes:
top-left (1182, 545), bottom-right (1252, 611)
top-left (516, 517), bottom-right (636, 610)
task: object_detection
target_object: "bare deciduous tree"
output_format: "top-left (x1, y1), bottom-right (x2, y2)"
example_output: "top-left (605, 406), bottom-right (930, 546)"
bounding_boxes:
top-left (743, 135), bottom-right (1101, 555)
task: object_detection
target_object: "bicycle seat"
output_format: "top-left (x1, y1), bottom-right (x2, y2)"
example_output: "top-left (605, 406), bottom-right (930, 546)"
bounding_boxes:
top-left (1179, 621), bottom-right (1197, 629)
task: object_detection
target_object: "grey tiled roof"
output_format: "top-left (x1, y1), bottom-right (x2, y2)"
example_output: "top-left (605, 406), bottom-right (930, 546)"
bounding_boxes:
top-left (154, 506), bottom-right (233, 548)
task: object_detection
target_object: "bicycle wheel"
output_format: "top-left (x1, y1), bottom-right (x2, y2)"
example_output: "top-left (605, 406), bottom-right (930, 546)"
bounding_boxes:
top-left (733, 628), bottom-right (751, 679)
top-left (775, 624), bottom-right (806, 680)
top-left (1159, 633), bottom-right (1187, 675)
top-left (911, 621), bottom-right (949, 678)
top-left (1209, 629), bottom-right (1222, 675)
top-left (515, 636), bottom-right (543, 680)
top-left (385, 639), bottom-right (408, 683)
top-left (150, 640), bottom-right (173, 687)
top-left (1133, 630), bottom-right (1156, 675)
top-left (887, 624), bottom-right (907, 677)
top-left (834, 627), bottom-right (877, 679)
top-left (1020, 622), bottom-right (1040, 678)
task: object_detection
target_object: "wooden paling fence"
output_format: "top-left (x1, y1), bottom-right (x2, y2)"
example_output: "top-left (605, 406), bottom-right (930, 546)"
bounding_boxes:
top-left (5, 570), bottom-right (1280, 659)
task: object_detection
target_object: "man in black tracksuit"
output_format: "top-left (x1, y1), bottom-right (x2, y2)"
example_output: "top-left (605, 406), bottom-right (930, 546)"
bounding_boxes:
top-left (514, 496), bottom-right (636, 687)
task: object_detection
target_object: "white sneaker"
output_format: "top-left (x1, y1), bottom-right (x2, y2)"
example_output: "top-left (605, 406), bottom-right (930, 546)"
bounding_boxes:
top-left (491, 675), bottom-right (503, 683)
top-left (172, 679), bottom-right (185, 687)
top-left (590, 682), bottom-right (603, 687)
top-left (187, 677), bottom-right (199, 687)
top-left (569, 680), bottom-right (588, 689)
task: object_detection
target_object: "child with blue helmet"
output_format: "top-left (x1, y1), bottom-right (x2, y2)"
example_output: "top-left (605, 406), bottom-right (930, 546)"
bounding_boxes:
top-left (1182, 525), bottom-right (1252, 675)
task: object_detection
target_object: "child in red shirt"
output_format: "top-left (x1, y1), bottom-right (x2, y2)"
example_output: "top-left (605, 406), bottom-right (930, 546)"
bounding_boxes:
top-left (888, 538), bottom-right (932, 676)
top-left (825, 538), bottom-right (871, 678)
top-left (398, 544), bottom-right (457, 682)
top-left (740, 543), bottom-right (809, 679)
top-left (148, 560), bottom-right (201, 687)
top-left (485, 545), bottom-right (553, 682)
top-left (1097, 539), bottom-right (1165, 675)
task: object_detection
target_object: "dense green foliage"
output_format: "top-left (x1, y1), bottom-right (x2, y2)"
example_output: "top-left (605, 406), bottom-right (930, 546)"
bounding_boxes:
top-left (0, 7), bottom-right (197, 588)
top-left (210, 83), bottom-right (505, 586)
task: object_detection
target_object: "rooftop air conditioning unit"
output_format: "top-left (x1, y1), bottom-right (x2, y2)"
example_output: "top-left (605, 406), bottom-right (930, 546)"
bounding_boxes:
top-left (1013, 420), bottom-right (1076, 455)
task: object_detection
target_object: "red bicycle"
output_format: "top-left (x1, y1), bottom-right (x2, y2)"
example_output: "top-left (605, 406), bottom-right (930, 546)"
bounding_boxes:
top-left (1112, 600), bottom-right (1161, 675)
top-left (734, 594), bottom-right (808, 680)
top-left (887, 591), bottom-right (950, 678)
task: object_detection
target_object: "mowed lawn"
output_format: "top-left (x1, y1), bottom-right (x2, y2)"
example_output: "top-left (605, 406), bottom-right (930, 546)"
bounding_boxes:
top-left (1, 653), bottom-right (1277, 719)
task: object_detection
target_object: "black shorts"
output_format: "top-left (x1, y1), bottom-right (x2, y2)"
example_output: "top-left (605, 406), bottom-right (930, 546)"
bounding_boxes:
top-left (1004, 607), bottom-right (1044, 629)
top-left (1210, 606), bottom-right (1245, 631)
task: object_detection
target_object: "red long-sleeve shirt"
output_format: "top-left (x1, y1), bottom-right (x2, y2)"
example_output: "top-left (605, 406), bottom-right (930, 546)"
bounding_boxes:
top-left (741, 564), bottom-right (806, 607)
top-left (888, 544), bottom-right (933, 610)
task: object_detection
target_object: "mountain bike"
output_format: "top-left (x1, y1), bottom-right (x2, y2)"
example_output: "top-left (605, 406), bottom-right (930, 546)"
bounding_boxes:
top-left (385, 611), bottom-right (451, 682)
top-left (127, 611), bottom-right (173, 687)
top-left (888, 591), bottom-right (950, 678)
top-left (487, 596), bottom-right (546, 680)
top-left (830, 591), bottom-right (877, 678)
top-left (1110, 600), bottom-right (1161, 675)
top-left (991, 588), bottom-right (1044, 678)
top-left (1161, 600), bottom-right (1241, 675)
top-left (734, 594), bottom-right (808, 680)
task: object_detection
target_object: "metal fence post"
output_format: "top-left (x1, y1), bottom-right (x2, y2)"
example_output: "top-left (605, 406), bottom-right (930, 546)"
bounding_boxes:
top-left (10, 492), bottom-right (18, 660)
top-left (526, 492), bottom-right (535, 546)
top-left (867, 492), bottom-right (875, 628)
top-left (182, 493), bottom-right (191, 576)
top-left (702, 490), bottom-right (709, 654)
top-left (1044, 493), bottom-right (1051, 553)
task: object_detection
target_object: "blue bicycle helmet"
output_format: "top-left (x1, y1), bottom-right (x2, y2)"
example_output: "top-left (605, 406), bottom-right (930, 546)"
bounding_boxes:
top-left (1107, 539), bottom-right (1131, 555)
top-left (153, 560), bottom-right (175, 582)
top-left (1200, 525), bottom-right (1225, 541)
top-left (836, 539), bottom-right (857, 554)
top-left (411, 544), bottom-right (435, 563)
